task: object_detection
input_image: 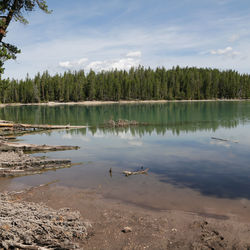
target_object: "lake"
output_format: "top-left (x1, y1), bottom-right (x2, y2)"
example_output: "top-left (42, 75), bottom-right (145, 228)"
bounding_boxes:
top-left (1, 101), bottom-right (250, 218)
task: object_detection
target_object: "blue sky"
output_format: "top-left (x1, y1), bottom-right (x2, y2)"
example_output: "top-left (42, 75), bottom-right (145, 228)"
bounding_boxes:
top-left (3, 0), bottom-right (250, 79)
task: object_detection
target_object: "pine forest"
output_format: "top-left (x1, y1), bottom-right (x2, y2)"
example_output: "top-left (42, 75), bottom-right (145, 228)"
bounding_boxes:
top-left (0, 66), bottom-right (250, 103)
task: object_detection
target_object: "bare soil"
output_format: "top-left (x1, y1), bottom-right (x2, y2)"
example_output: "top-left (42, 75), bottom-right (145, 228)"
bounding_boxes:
top-left (15, 184), bottom-right (250, 250)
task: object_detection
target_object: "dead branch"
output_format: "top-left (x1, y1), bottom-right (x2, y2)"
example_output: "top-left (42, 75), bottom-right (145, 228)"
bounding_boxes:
top-left (123, 168), bottom-right (149, 177)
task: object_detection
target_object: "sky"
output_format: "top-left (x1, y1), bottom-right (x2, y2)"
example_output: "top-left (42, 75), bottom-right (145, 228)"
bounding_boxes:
top-left (2, 0), bottom-right (250, 79)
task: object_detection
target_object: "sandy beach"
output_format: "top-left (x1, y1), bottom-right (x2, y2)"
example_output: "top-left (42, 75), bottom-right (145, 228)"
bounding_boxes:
top-left (0, 99), bottom-right (249, 108)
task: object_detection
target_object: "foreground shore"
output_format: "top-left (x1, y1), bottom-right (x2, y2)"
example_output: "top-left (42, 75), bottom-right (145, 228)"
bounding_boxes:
top-left (2, 183), bottom-right (248, 250)
top-left (0, 191), bottom-right (91, 249)
top-left (0, 98), bottom-right (249, 108)
top-left (1, 118), bottom-right (250, 249)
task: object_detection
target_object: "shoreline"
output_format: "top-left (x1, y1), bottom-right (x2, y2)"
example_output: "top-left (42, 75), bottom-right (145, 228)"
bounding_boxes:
top-left (0, 99), bottom-right (249, 107)
top-left (5, 183), bottom-right (249, 249)
top-left (1, 107), bottom-right (250, 248)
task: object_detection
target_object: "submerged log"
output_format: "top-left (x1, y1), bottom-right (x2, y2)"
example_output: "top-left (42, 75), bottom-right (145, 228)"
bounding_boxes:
top-left (0, 122), bottom-right (87, 130)
top-left (123, 168), bottom-right (149, 177)
top-left (106, 119), bottom-right (141, 127)
top-left (0, 120), bottom-right (82, 177)
top-left (0, 141), bottom-right (79, 152)
top-left (0, 151), bottom-right (72, 177)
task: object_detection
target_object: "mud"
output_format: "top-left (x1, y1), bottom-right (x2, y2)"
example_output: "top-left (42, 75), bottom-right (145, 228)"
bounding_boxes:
top-left (18, 184), bottom-right (250, 250)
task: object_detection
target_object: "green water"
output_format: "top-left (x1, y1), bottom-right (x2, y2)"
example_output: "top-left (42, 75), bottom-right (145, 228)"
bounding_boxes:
top-left (1, 101), bottom-right (250, 209)
top-left (0, 101), bottom-right (249, 134)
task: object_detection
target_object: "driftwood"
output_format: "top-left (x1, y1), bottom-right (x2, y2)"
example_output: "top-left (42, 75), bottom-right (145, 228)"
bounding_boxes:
top-left (123, 168), bottom-right (149, 177)
top-left (0, 122), bottom-right (87, 130)
top-left (106, 119), bottom-right (140, 127)
top-left (211, 137), bottom-right (239, 143)
top-left (0, 120), bottom-right (82, 177)
top-left (0, 141), bottom-right (79, 152)
top-left (0, 151), bottom-right (72, 177)
top-left (0, 127), bottom-right (54, 139)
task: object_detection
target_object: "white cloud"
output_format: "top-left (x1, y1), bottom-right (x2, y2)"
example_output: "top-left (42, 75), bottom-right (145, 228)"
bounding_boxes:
top-left (59, 57), bottom-right (88, 69)
top-left (92, 130), bottom-right (143, 146)
top-left (210, 46), bottom-right (240, 58)
top-left (86, 51), bottom-right (142, 71)
top-left (59, 61), bottom-right (71, 68)
top-left (117, 131), bottom-right (143, 147)
top-left (4, 6), bottom-right (250, 80)
top-left (126, 51), bottom-right (142, 58)
top-left (4, 25), bottom-right (206, 79)
top-left (117, 131), bottom-right (136, 140)
top-left (58, 50), bottom-right (142, 72)
top-left (93, 130), bottom-right (106, 138)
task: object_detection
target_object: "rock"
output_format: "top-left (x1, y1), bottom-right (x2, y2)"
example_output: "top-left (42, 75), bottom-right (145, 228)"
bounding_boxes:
top-left (122, 226), bottom-right (132, 233)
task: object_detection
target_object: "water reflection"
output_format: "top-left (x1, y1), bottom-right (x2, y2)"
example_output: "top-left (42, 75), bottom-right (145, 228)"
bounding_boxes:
top-left (1, 102), bottom-right (250, 201)
top-left (1, 102), bottom-right (250, 136)
top-left (152, 157), bottom-right (250, 200)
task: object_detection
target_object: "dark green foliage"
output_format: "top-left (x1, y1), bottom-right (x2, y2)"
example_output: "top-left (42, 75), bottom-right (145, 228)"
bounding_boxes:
top-left (0, 0), bottom-right (51, 74)
top-left (0, 66), bottom-right (250, 103)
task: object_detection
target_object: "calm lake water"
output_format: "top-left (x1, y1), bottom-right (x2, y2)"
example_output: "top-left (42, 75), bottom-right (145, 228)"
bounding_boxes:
top-left (1, 101), bottom-right (250, 215)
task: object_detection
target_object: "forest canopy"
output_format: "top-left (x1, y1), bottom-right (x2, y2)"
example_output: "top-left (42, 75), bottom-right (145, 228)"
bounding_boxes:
top-left (0, 66), bottom-right (250, 103)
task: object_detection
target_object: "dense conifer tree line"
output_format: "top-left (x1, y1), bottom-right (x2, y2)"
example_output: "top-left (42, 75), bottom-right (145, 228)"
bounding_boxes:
top-left (0, 66), bottom-right (250, 103)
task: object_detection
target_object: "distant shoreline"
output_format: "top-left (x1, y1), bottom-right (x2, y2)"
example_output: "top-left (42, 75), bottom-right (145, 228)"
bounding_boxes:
top-left (0, 99), bottom-right (249, 107)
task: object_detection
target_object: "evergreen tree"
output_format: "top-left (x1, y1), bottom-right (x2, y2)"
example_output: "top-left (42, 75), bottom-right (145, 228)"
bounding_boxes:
top-left (0, 66), bottom-right (250, 103)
